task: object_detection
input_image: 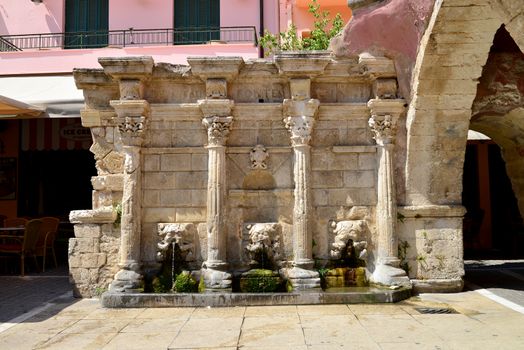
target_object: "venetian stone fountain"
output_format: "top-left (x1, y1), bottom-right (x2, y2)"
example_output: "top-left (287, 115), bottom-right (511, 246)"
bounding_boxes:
top-left (69, 52), bottom-right (413, 306)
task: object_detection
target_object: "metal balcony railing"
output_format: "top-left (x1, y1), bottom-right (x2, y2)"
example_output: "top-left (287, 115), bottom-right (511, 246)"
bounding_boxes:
top-left (0, 26), bottom-right (258, 51)
top-left (0, 36), bottom-right (21, 51)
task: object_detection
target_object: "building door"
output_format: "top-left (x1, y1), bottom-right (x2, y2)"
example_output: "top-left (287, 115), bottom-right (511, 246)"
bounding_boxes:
top-left (174, 0), bottom-right (220, 44)
top-left (65, 0), bottom-right (109, 48)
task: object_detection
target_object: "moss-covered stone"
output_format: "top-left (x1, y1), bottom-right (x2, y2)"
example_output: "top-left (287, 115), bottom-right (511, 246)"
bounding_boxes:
top-left (355, 267), bottom-right (369, 287)
top-left (324, 267), bottom-right (364, 288)
top-left (198, 276), bottom-right (206, 293)
top-left (239, 269), bottom-right (282, 293)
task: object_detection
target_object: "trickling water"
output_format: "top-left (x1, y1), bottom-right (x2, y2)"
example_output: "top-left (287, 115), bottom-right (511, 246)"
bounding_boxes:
top-left (171, 241), bottom-right (176, 288)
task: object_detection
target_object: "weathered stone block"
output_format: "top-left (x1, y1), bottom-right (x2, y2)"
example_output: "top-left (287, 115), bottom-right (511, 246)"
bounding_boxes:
top-left (161, 154), bottom-right (191, 171)
top-left (143, 155), bottom-right (160, 171)
top-left (142, 208), bottom-right (176, 223)
top-left (358, 154), bottom-right (376, 170)
top-left (174, 171), bottom-right (207, 189)
top-left (74, 224), bottom-right (102, 238)
top-left (160, 189), bottom-right (192, 206)
top-left (175, 208), bottom-right (206, 222)
top-left (343, 170), bottom-right (375, 188)
top-left (312, 171), bottom-right (343, 189)
top-left (191, 154), bottom-right (208, 171)
top-left (143, 172), bottom-right (176, 190)
top-left (312, 189), bottom-right (328, 206)
top-left (143, 190), bottom-right (160, 206)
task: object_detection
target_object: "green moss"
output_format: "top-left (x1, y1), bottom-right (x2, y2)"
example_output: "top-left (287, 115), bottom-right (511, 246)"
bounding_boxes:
top-left (240, 269), bottom-right (281, 293)
top-left (152, 274), bottom-right (171, 293)
top-left (198, 276), bottom-right (206, 293)
top-left (355, 267), bottom-right (368, 287)
top-left (285, 279), bottom-right (293, 293)
top-left (174, 271), bottom-right (198, 293)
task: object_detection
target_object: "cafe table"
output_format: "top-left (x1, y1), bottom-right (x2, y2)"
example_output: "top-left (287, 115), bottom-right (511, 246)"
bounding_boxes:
top-left (0, 226), bottom-right (25, 235)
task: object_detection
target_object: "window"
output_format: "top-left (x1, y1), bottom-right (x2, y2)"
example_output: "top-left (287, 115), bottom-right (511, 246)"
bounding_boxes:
top-left (174, 0), bottom-right (220, 44)
top-left (65, 0), bottom-right (108, 49)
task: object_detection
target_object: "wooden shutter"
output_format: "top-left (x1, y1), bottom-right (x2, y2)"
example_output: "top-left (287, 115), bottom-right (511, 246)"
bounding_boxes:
top-left (174, 0), bottom-right (220, 44)
top-left (65, 0), bottom-right (108, 48)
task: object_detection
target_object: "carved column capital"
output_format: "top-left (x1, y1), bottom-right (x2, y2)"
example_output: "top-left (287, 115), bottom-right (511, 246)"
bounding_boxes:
top-left (111, 100), bottom-right (150, 147)
top-left (284, 115), bottom-right (316, 147)
top-left (283, 98), bottom-right (319, 147)
top-left (202, 116), bottom-right (234, 146)
top-left (368, 114), bottom-right (398, 146)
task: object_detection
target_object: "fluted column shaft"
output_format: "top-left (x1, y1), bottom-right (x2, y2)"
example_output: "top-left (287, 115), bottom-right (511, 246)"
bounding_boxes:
top-left (109, 108), bottom-right (149, 293)
top-left (292, 144), bottom-right (313, 266)
top-left (369, 114), bottom-right (400, 266)
top-left (283, 97), bottom-right (319, 270)
top-left (375, 142), bottom-right (398, 263)
top-left (201, 114), bottom-right (233, 271)
top-left (119, 145), bottom-right (142, 269)
top-left (205, 144), bottom-right (227, 266)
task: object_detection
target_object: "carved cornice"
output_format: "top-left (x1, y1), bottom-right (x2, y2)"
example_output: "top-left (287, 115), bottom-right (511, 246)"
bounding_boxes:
top-left (202, 116), bottom-right (234, 146)
top-left (368, 114), bottom-right (398, 145)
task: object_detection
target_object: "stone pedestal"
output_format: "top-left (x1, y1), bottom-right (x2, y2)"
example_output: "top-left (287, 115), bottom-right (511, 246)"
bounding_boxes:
top-left (368, 99), bottom-right (410, 287)
top-left (199, 99), bottom-right (234, 291)
top-left (283, 79), bottom-right (321, 290)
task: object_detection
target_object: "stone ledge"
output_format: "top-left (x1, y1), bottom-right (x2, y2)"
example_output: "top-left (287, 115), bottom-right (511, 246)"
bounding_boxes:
top-left (101, 287), bottom-right (411, 308)
top-left (411, 278), bottom-right (464, 294)
top-left (398, 205), bottom-right (466, 218)
top-left (332, 146), bottom-right (376, 153)
top-left (70, 207), bottom-right (117, 224)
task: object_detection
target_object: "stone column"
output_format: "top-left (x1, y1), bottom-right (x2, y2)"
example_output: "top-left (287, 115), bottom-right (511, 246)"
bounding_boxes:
top-left (368, 99), bottom-right (410, 286)
top-left (109, 100), bottom-right (150, 292)
top-left (283, 78), bottom-right (321, 290)
top-left (199, 99), bottom-right (234, 291)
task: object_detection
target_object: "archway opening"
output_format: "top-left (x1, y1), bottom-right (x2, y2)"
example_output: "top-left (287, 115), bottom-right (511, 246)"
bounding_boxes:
top-left (463, 25), bottom-right (524, 260)
top-left (463, 137), bottom-right (524, 259)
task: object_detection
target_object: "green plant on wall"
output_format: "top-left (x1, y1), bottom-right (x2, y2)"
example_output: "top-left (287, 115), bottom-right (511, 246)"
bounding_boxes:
top-left (416, 254), bottom-right (428, 270)
top-left (398, 240), bottom-right (410, 275)
top-left (113, 202), bottom-right (122, 228)
top-left (259, 0), bottom-right (345, 55)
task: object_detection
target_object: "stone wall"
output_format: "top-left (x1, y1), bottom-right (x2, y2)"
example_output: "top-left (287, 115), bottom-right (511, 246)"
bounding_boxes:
top-left (70, 53), bottom-right (415, 296)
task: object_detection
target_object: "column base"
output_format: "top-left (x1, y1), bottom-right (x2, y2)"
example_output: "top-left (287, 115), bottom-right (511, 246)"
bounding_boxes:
top-left (109, 268), bottom-right (144, 293)
top-left (283, 267), bottom-right (321, 291)
top-left (371, 263), bottom-right (411, 287)
top-left (201, 268), bottom-right (232, 291)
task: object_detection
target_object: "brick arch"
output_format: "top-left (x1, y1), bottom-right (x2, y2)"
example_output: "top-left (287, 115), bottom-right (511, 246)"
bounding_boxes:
top-left (404, 0), bottom-right (506, 206)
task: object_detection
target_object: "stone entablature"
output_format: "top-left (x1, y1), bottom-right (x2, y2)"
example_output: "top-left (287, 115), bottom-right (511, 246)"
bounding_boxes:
top-left (69, 52), bottom-right (462, 297)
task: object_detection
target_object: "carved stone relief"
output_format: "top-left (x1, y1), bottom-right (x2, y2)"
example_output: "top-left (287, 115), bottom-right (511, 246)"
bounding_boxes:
top-left (243, 223), bottom-right (283, 267)
top-left (250, 144), bottom-right (268, 169)
top-left (157, 223), bottom-right (198, 263)
top-left (330, 220), bottom-right (368, 260)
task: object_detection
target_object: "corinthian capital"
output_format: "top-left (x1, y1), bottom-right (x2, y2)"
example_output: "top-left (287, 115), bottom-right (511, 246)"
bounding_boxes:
top-left (203, 116), bottom-right (233, 146)
top-left (368, 114), bottom-right (398, 145)
top-left (284, 115), bottom-right (315, 147)
top-left (283, 98), bottom-right (319, 147)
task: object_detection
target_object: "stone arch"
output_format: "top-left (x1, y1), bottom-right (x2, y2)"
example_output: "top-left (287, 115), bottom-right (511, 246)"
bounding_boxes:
top-left (400, 0), bottom-right (524, 291)
top-left (404, 0), bottom-right (508, 206)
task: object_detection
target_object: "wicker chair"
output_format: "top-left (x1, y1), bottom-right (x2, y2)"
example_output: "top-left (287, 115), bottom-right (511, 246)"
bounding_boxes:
top-left (0, 219), bottom-right (42, 276)
top-left (35, 217), bottom-right (60, 271)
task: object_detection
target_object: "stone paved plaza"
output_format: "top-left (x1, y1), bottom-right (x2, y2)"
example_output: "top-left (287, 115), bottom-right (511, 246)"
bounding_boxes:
top-left (0, 288), bottom-right (523, 350)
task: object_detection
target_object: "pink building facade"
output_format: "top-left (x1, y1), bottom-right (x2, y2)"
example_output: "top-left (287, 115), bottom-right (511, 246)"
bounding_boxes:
top-left (0, 0), bottom-right (350, 219)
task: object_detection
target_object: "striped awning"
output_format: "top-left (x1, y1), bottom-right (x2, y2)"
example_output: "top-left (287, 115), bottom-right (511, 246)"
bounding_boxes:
top-left (20, 118), bottom-right (91, 151)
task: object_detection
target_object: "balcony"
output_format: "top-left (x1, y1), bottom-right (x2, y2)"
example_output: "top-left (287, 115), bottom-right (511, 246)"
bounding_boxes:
top-left (0, 26), bottom-right (258, 51)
